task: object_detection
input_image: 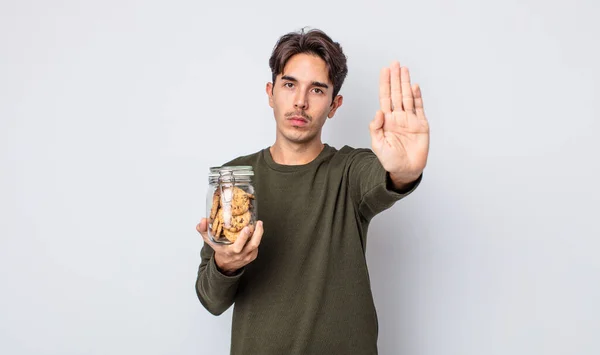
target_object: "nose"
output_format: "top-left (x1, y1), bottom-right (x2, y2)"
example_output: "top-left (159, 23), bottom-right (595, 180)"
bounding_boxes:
top-left (294, 91), bottom-right (308, 110)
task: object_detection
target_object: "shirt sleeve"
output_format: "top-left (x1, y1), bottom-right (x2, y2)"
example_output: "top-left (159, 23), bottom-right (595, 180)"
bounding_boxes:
top-left (347, 148), bottom-right (422, 221)
top-left (195, 242), bottom-right (244, 316)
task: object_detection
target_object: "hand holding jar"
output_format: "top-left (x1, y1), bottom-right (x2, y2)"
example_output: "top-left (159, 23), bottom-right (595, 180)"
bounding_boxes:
top-left (196, 218), bottom-right (264, 276)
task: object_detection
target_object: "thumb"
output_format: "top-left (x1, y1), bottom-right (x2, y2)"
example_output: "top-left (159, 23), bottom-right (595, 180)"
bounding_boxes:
top-left (369, 110), bottom-right (385, 142)
top-left (196, 218), bottom-right (211, 244)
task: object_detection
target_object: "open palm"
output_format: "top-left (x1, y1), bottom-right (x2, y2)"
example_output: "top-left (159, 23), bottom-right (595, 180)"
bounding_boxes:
top-left (369, 61), bottom-right (430, 181)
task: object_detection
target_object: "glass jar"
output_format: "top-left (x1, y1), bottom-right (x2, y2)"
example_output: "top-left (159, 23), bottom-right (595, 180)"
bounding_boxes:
top-left (207, 166), bottom-right (257, 244)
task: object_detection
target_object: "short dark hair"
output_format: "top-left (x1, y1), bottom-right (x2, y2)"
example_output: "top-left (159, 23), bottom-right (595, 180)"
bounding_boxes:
top-left (269, 28), bottom-right (348, 99)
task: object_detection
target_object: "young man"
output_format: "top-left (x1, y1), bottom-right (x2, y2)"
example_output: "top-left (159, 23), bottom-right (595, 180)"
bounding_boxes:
top-left (196, 28), bottom-right (430, 354)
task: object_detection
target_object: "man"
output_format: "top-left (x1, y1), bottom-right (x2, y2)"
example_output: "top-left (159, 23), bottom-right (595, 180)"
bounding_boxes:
top-left (195, 28), bottom-right (429, 354)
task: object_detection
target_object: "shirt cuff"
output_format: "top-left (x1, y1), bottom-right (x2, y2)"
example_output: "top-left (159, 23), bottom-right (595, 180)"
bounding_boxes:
top-left (208, 253), bottom-right (245, 281)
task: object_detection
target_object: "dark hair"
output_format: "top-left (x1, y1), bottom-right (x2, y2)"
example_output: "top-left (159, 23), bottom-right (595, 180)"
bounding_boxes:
top-left (269, 28), bottom-right (348, 99)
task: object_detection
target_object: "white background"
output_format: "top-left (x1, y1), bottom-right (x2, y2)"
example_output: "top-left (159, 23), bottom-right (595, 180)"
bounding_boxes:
top-left (1, 0), bottom-right (599, 354)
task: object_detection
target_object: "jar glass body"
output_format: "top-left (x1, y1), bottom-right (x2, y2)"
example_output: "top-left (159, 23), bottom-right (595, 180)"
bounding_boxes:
top-left (207, 166), bottom-right (256, 244)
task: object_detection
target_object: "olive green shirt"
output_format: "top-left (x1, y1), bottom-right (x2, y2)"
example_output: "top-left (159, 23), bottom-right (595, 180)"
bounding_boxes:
top-left (196, 144), bottom-right (422, 354)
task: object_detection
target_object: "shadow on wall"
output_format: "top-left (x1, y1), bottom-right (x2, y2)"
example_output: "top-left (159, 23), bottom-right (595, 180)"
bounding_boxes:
top-left (366, 210), bottom-right (424, 353)
top-left (363, 177), bottom-right (469, 353)
top-left (322, 85), bottom-right (373, 150)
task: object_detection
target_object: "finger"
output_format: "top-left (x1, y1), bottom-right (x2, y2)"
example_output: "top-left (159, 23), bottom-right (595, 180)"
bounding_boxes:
top-left (412, 84), bottom-right (426, 120)
top-left (390, 61), bottom-right (402, 112)
top-left (197, 218), bottom-right (219, 249)
top-left (196, 218), bottom-right (209, 242)
top-left (369, 110), bottom-right (385, 140)
top-left (243, 220), bottom-right (264, 253)
top-left (379, 67), bottom-right (392, 114)
top-left (401, 67), bottom-right (414, 112)
top-left (245, 248), bottom-right (258, 264)
top-left (231, 225), bottom-right (253, 254)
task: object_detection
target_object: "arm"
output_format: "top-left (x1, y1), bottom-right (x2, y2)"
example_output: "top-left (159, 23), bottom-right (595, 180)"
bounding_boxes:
top-left (389, 171), bottom-right (421, 193)
top-left (348, 149), bottom-right (422, 221)
top-left (195, 242), bottom-right (243, 316)
top-left (195, 219), bottom-right (264, 315)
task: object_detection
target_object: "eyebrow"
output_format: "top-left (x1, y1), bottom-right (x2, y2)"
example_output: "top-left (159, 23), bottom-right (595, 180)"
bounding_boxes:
top-left (281, 75), bottom-right (329, 90)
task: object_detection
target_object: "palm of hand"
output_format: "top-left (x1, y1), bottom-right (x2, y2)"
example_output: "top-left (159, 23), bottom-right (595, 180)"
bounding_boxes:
top-left (370, 62), bottom-right (430, 180)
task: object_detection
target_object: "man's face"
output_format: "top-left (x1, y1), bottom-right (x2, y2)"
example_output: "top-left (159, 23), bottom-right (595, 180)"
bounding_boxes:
top-left (266, 53), bottom-right (343, 145)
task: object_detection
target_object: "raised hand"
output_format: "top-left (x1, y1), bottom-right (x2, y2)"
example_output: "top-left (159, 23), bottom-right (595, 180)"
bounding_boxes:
top-left (369, 61), bottom-right (430, 184)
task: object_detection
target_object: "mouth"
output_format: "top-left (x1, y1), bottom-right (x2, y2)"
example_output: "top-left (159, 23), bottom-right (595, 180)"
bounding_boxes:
top-left (287, 116), bottom-right (309, 127)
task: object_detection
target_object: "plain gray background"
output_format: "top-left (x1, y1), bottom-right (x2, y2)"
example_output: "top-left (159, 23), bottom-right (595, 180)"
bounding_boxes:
top-left (1, 0), bottom-right (599, 354)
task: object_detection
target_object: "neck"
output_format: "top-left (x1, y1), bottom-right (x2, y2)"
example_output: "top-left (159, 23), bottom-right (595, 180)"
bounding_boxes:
top-left (269, 139), bottom-right (325, 165)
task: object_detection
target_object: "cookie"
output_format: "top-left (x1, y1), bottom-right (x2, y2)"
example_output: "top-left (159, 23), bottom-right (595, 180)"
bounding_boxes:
top-left (222, 228), bottom-right (239, 243)
top-left (211, 210), bottom-right (222, 237)
top-left (209, 189), bottom-right (220, 220)
top-left (226, 210), bottom-right (251, 232)
top-left (231, 187), bottom-right (252, 216)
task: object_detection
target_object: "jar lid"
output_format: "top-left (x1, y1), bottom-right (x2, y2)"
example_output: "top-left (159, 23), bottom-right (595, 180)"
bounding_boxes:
top-left (209, 166), bottom-right (254, 178)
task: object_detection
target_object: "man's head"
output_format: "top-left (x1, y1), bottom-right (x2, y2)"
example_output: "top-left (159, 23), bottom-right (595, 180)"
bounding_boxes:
top-left (266, 28), bottom-right (348, 145)
top-left (269, 28), bottom-right (348, 99)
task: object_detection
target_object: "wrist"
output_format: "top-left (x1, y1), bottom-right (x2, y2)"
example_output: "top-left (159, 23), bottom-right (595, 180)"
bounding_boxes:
top-left (388, 171), bottom-right (421, 191)
top-left (389, 171), bottom-right (419, 185)
top-left (214, 255), bottom-right (239, 276)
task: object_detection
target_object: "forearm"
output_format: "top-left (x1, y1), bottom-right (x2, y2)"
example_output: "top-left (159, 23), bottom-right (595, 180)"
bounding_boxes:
top-left (195, 248), bottom-right (243, 316)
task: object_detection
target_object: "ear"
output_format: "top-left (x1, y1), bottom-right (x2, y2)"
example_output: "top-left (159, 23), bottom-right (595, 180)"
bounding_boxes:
top-left (266, 82), bottom-right (274, 108)
top-left (327, 95), bottom-right (343, 118)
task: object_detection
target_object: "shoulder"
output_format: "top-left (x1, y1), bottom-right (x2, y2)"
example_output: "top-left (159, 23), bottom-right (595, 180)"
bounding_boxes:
top-left (334, 145), bottom-right (377, 164)
top-left (221, 149), bottom-right (264, 167)
top-left (316, 145), bottom-right (379, 176)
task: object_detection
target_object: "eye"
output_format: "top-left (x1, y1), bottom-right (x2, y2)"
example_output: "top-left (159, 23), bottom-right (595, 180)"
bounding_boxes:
top-left (284, 82), bottom-right (294, 88)
top-left (313, 88), bottom-right (324, 94)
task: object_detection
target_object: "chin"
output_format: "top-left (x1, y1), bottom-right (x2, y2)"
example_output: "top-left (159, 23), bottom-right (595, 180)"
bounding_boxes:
top-left (289, 135), bottom-right (319, 145)
top-left (280, 131), bottom-right (313, 144)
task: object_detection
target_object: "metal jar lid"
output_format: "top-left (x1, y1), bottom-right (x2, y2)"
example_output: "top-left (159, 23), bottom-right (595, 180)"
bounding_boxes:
top-left (208, 166), bottom-right (254, 183)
